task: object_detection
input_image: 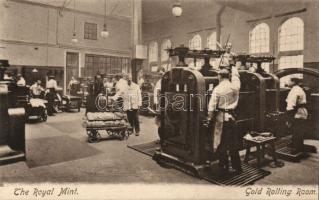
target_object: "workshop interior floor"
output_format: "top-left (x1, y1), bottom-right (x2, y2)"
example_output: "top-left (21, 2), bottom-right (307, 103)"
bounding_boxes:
top-left (0, 110), bottom-right (318, 185)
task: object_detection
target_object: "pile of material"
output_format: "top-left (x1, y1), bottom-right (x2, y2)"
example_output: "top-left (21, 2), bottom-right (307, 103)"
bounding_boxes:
top-left (86, 112), bottom-right (126, 121)
top-left (84, 112), bottom-right (129, 128)
top-left (29, 98), bottom-right (47, 108)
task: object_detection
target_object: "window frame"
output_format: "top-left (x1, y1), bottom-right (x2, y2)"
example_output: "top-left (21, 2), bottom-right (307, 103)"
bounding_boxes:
top-left (249, 23), bottom-right (270, 54)
top-left (161, 39), bottom-right (172, 63)
top-left (148, 41), bottom-right (158, 65)
top-left (278, 17), bottom-right (304, 70)
top-left (84, 54), bottom-right (130, 77)
top-left (207, 32), bottom-right (217, 50)
top-left (189, 34), bottom-right (202, 50)
top-left (278, 17), bottom-right (304, 52)
top-left (84, 22), bottom-right (98, 40)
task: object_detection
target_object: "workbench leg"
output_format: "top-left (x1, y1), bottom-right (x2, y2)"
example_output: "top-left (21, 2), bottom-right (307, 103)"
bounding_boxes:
top-left (244, 146), bottom-right (251, 163)
top-left (256, 145), bottom-right (261, 168)
top-left (271, 142), bottom-right (277, 164)
top-left (261, 144), bottom-right (266, 160)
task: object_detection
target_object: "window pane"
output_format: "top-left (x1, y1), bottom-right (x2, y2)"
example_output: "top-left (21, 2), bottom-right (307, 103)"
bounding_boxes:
top-left (149, 41), bottom-right (158, 63)
top-left (207, 32), bottom-right (217, 50)
top-left (189, 34), bottom-right (202, 50)
top-left (279, 55), bottom-right (304, 87)
top-left (161, 39), bottom-right (172, 62)
top-left (249, 23), bottom-right (270, 54)
top-left (84, 22), bottom-right (97, 40)
top-left (279, 17), bottom-right (304, 52)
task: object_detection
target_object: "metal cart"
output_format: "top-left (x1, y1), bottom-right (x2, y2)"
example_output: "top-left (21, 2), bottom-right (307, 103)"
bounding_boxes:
top-left (85, 125), bottom-right (133, 143)
top-left (83, 111), bottom-right (133, 143)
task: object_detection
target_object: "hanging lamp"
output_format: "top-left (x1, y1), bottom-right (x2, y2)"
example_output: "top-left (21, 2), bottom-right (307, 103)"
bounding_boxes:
top-left (172, 0), bottom-right (182, 17)
top-left (71, 0), bottom-right (78, 43)
top-left (101, 0), bottom-right (109, 38)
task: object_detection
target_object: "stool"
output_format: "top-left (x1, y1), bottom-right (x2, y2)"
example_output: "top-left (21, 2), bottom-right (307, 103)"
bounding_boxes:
top-left (244, 136), bottom-right (278, 168)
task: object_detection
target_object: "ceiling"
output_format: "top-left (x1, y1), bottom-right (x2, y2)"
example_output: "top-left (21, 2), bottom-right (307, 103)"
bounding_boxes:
top-left (142, 0), bottom-right (222, 23)
top-left (23, 0), bottom-right (132, 19)
top-left (21, 0), bottom-right (310, 23)
top-left (141, 0), bottom-right (310, 24)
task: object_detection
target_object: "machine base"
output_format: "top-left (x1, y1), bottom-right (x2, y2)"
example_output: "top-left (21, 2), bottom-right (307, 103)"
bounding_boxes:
top-left (153, 150), bottom-right (271, 186)
top-left (276, 144), bottom-right (317, 162)
top-left (0, 145), bottom-right (25, 165)
top-left (152, 151), bottom-right (207, 178)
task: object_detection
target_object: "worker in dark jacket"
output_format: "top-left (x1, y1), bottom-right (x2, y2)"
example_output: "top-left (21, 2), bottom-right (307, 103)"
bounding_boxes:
top-left (86, 74), bottom-right (104, 113)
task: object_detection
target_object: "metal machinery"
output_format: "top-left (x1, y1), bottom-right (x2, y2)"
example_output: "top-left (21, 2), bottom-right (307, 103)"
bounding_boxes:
top-left (140, 73), bottom-right (157, 116)
top-left (274, 67), bottom-right (319, 160)
top-left (60, 94), bottom-right (81, 112)
top-left (0, 60), bottom-right (26, 165)
top-left (152, 46), bottom-right (293, 177)
top-left (59, 80), bottom-right (82, 112)
top-left (15, 86), bottom-right (48, 122)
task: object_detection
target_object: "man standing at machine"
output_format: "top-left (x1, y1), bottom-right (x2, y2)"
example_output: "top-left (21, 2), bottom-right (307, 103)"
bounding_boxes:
top-left (16, 74), bottom-right (26, 86)
top-left (153, 68), bottom-right (165, 111)
top-left (46, 75), bottom-right (58, 116)
top-left (30, 80), bottom-right (44, 98)
top-left (286, 77), bottom-right (308, 154)
top-left (218, 42), bottom-right (236, 68)
top-left (207, 65), bottom-right (242, 175)
top-left (68, 76), bottom-right (79, 95)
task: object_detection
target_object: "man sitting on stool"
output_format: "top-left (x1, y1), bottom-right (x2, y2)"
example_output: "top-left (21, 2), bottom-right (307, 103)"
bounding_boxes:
top-left (286, 77), bottom-right (308, 154)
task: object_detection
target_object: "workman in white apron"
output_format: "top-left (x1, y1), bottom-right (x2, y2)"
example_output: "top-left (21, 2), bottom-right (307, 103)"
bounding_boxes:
top-left (207, 65), bottom-right (242, 174)
top-left (286, 77), bottom-right (308, 154)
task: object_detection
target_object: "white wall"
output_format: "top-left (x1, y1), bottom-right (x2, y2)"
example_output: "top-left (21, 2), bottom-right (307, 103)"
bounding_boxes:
top-left (0, 1), bottom-right (132, 67)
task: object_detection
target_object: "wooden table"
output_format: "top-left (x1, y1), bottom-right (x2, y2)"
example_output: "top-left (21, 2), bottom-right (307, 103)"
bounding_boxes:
top-left (244, 136), bottom-right (278, 168)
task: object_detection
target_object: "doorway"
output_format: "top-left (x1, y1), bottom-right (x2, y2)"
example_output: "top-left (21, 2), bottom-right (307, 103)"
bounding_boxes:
top-left (66, 52), bottom-right (79, 92)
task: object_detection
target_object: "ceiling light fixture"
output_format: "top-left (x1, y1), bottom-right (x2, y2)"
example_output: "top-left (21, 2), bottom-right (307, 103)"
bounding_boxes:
top-left (172, 0), bottom-right (182, 17)
top-left (101, 0), bottom-right (109, 38)
top-left (71, 0), bottom-right (78, 43)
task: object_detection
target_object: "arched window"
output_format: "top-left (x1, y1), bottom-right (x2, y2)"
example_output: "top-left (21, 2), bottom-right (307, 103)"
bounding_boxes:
top-left (278, 17), bottom-right (304, 87)
top-left (149, 41), bottom-right (158, 63)
top-left (249, 23), bottom-right (270, 54)
top-left (207, 32), bottom-right (217, 50)
top-left (279, 17), bottom-right (304, 51)
top-left (188, 34), bottom-right (202, 69)
top-left (189, 34), bottom-right (202, 50)
top-left (161, 39), bottom-right (172, 62)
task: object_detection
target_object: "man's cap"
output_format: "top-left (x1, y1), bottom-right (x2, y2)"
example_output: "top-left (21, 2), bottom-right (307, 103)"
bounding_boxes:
top-left (225, 42), bottom-right (232, 47)
top-left (157, 67), bottom-right (165, 75)
top-left (218, 68), bottom-right (230, 75)
top-left (48, 75), bottom-right (55, 78)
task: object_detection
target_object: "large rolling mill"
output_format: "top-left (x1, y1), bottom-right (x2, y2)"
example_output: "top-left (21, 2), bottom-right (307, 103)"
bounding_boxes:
top-left (152, 46), bottom-right (319, 181)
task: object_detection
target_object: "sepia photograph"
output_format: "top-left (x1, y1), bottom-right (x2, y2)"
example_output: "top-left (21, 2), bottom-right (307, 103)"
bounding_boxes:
top-left (0, 0), bottom-right (318, 199)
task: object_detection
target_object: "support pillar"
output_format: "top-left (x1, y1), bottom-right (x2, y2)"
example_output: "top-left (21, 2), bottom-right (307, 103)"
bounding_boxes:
top-left (131, 0), bottom-right (144, 83)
